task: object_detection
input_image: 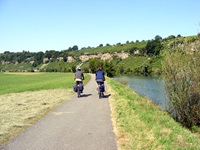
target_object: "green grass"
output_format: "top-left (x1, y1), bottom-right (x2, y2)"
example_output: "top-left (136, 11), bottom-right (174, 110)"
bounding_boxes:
top-left (0, 72), bottom-right (90, 145)
top-left (69, 42), bottom-right (147, 56)
top-left (0, 63), bottom-right (33, 71)
top-left (0, 72), bottom-right (90, 95)
top-left (112, 55), bottom-right (163, 75)
top-left (106, 77), bottom-right (200, 149)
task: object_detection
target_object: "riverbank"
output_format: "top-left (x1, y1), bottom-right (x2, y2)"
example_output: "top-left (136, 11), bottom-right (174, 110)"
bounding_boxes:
top-left (106, 77), bottom-right (200, 149)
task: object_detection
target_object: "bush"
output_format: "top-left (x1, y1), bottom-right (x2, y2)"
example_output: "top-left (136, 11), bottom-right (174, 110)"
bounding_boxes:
top-left (118, 76), bottom-right (128, 86)
top-left (162, 41), bottom-right (200, 128)
top-left (82, 67), bottom-right (89, 73)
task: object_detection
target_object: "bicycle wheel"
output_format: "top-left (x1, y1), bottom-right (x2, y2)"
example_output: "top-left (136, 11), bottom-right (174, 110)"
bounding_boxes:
top-left (99, 91), bottom-right (101, 99)
top-left (77, 87), bottom-right (80, 98)
top-left (98, 84), bottom-right (101, 99)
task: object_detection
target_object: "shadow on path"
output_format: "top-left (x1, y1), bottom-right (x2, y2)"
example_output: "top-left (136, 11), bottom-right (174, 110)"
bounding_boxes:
top-left (79, 93), bottom-right (92, 97)
top-left (98, 94), bottom-right (111, 99)
top-left (103, 94), bottom-right (111, 98)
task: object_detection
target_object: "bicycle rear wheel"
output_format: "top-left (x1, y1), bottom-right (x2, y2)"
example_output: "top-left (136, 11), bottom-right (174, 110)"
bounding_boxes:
top-left (77, 88), bottom-right (81, 98)
top-left (99, 91), bottom-right (101, 99)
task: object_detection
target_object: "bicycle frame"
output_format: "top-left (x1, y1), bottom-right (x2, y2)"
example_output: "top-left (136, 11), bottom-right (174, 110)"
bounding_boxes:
top-left (97, 82), bottom-right (104, 99)
top-left (76, 81), bottom-right (82, 98)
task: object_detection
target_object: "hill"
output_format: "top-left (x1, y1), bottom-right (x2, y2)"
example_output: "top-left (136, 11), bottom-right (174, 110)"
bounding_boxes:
top-left (0, 35), bottom-right (199, 76)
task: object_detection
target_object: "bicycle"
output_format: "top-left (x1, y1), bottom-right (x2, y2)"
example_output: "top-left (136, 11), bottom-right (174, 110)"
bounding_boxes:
top-left (75, 81), bottom-right (83, 98)
top-left (97, 81), bottom-right (104, 99)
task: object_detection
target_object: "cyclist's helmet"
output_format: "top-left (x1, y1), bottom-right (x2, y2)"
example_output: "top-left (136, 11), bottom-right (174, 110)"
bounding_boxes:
top-left (77, 67), bottom-right (81, 71)
top-left (98, 67), bottom-right (102, 70)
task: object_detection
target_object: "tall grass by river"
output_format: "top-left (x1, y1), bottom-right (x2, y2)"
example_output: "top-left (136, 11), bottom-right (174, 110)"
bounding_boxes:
top-left (106, 77), bottom-right (200, 149)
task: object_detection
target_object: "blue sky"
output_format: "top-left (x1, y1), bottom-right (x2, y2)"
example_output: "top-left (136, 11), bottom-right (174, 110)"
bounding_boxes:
top-left (0, 0), bottom-right (200, 53)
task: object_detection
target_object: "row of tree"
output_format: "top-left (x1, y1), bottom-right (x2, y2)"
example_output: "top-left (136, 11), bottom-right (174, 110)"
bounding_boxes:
top-left (0, 38), bottom-right (163, 65)
top-left (1, 34), bottom-right (199, 74)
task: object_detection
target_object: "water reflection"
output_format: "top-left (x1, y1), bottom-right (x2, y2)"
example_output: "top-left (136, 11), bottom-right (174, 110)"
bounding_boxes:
top-left (113, 76), bottom-right (169, 109)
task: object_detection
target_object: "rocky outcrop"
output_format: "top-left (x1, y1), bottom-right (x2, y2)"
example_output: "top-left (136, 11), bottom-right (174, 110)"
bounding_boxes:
top-left (1, 61), bottom-right (11, 64)
top-left (43, 58), bottom-right (49, 63)
top-left (57, 57), bottom-right (63, 61)
top-left (79, 55), bottom-right (98, 62)
top-left (79, 52), bottom-right (129, 62)
top-left (113, 52), bottom-right (129, 59)
top-left (67, 56), bottom-right (75, 63)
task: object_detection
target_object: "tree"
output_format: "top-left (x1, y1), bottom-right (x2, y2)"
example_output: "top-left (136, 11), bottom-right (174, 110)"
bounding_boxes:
top-left (89, 58), bottom-right (98, 73)
top-left (81, 47), bottom-right (86, 50)
top-left (4, 51), bottom-right (10, 54)
top-left (129, 47), bottom-right (136, 54)
top-left (145, 40), bottom-right (162, 55)
top-left (87, 46), bottom-right (91, 49)
top-left (99, 44), bottom-right (103, 47)
top-left (116, 43), bottom-right (122, 46)
top-left (34, 51), bottom-right (44, 64)
top-left (71, 66), bottom-right (76, 73)
top-left (72, 45), bottom-right (78, 50)
top-left (68, 47), bottom-right (72, 51)
top-left (103, 60), bottom-right (116, 77)
top-left (63, 53), bottom-right (68, 62)
top-left (88, 58), bottom-right (116, 76)
top-left (154, 35), bottom-right (162, 41)
top-left (167, 35), bottom-right (176, 40)
top-left (44, 50), bottom-right (52, 59)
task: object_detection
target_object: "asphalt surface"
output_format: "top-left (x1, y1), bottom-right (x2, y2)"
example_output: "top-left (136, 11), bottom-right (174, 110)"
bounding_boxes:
top-left (0, 74), bottom-right (117, 150)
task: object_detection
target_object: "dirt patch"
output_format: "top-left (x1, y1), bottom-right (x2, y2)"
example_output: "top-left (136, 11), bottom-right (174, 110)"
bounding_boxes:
top-left (0, 89), bottom-right (74, 145)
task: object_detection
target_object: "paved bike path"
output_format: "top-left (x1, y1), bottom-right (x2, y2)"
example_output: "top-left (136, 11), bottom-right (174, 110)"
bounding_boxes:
top-left (0, 74), bottom-right (117, 150)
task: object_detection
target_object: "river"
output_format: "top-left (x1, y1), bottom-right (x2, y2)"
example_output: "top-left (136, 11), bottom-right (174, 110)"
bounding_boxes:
top-left (113, 76), bottom-right (169, 110)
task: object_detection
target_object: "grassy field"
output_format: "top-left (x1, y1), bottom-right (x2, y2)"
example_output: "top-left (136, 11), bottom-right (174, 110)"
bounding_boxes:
top-left (106, 77), bottom-right (200, 149)
top-left (0, 63), bottom-right (33, 72)
top-left (0, 72), bottom-right (90, 145)
top-left (0, 72), bottom-right (90, 95)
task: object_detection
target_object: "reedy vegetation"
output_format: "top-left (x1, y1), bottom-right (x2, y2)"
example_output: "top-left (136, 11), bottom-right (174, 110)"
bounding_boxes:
top-left (162, 39), bottom-right (200, 128)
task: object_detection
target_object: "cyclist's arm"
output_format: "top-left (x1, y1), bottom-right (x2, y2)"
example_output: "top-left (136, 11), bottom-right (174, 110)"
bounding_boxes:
top-left (103, 72), bottom-right (105, 81)
top-left (82, 73), bottom-right (84, 80)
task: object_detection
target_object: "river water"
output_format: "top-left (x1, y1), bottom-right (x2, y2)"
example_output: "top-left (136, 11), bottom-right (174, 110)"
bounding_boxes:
top-left (113, 76), bottom-right (169, 109)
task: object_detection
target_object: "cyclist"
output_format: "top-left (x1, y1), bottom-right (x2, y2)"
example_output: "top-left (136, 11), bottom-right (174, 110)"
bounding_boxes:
top-left (74, 67), bottom-right (84, 92)
top-left (95, 67), bottom-right (105, 93)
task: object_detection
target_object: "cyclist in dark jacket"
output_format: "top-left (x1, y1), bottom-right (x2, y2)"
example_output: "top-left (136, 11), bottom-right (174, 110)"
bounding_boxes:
top-left (95, 67), bottom-right (105, 82)
top-left (95, 67), bottom-right (105, 93)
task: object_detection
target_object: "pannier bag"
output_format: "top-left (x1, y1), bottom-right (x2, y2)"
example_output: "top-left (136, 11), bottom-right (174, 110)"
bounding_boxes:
top-left (100, 83), bottom-right (105, 92)
top-left (73, 83), bottom-right (83, 92)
